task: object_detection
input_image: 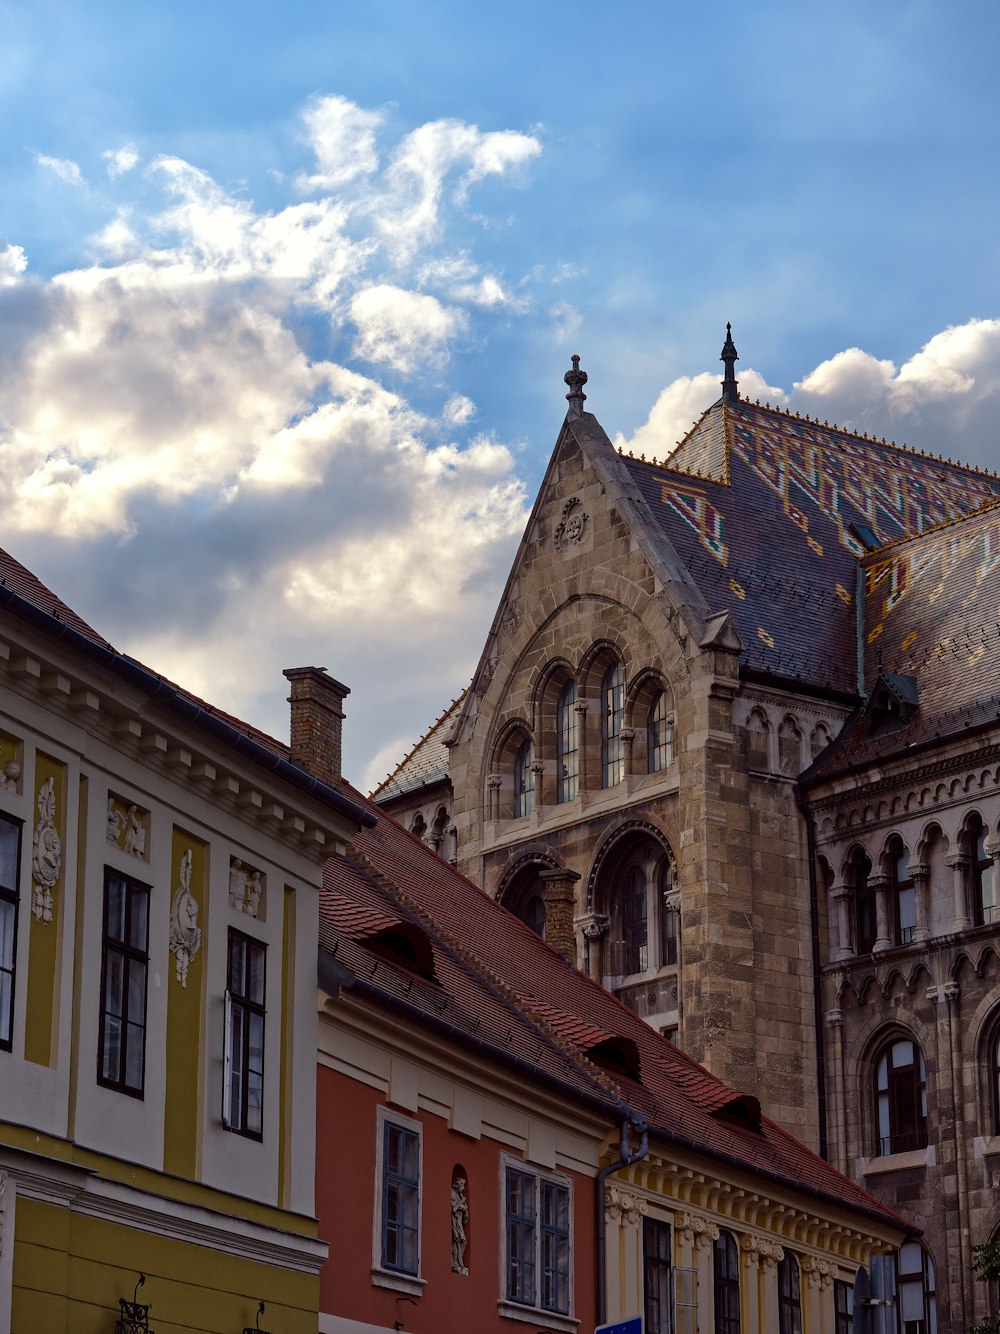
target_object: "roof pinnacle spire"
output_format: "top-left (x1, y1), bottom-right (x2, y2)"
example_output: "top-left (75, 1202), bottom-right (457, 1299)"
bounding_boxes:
top-left (720, 322), bottom-right (739, 404)
top-left (564, 354), bottom-right (588, 418)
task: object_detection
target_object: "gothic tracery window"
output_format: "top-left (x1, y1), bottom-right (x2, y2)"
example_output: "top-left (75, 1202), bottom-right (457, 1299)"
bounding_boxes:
top-left (602, 660), bottom-right (625, 788)
top-left (557, 681), bottom-right (579, 804)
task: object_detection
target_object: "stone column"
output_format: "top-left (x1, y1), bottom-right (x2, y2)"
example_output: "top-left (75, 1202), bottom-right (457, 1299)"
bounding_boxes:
top-left (943, 981), bottom-right (971, 1326)
top-left (619, 726), bottom-right (635, 777)
top-left (829, 883), bottom-right (853, 961)
top-left (575, 912), bottom-right (609, 981)
top-left (529, 760), bottom-right (544, 812)
top-left (679, 1212), bottom-right (719, 1331)
top-left (486, 773), bottom-right (501, 822)
top-left (540, 868), bottom-right (582, 965)
top-left (825, 1007), bottom-right (848, 1174)
top-left (946, 854), bottom-right (971, 932)
top-left (869, 874), bottom-right (892, 953)
top-left (800, 1255), bottom-right (834, 1333)
top-left (573, 697), bottom-right (590, 790)
top-left (907, 862), bottom-right (931, 943)
top-left (741, 1235), bottom-right (783, 1334)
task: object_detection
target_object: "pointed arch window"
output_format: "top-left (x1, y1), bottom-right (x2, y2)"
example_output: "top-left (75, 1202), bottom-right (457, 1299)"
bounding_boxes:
top-left (713, 1230), bottom-right (740, 1334)
top-left (648, 692), bottom-right (673, 773)
top-left (969, 814), bottom-right (997, 926)
top-left (895, 1241), bottom-right (937, 1334)
top-left (747, 710), bottom-right (770, 770)
top-left (618, 865), bottom-right (648, 975)
top-left (988, 1015), bottom-right (1000, 1135)
top-left (889, 840), bottom-right (916, 946)
top-left (659, 861), bottom-right (678, 967)
top-left (514, 739), bottom-right (535, 818)
top-left (602, 661), bottom-right (625, 788)
top-left (875, 1036), bottom-right (927, 1156)
top-left (852, 848), bottom-right (876, 954)
top-left (557, 681), bottom-right (579, 804)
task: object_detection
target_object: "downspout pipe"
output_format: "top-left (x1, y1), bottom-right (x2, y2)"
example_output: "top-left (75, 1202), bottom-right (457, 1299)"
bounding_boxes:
top-left (596, 1114), bottom-right (649, 1326)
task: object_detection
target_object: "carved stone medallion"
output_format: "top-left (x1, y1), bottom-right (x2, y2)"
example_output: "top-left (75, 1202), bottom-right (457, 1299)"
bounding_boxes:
top-left (553, 497), bottom-right (589, 552)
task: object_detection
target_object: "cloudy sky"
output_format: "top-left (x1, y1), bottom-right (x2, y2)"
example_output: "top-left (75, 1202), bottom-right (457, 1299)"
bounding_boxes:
top-left (2, 1), bottom-right (999, 790)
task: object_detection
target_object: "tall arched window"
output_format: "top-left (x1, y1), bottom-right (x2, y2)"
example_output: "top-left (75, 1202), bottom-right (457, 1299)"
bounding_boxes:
top-left (851, 848), bottom-right (876, 954)
top-left (987, 1015), bottom-right (1000, 1136)
top-left (777, 1252), bottom-right (802, 1334)
top-left (895, 1241), bottom-right (937, 1333)
top-left (557, 681), bottom-right (579, 804)
top-left (968, 814), bottom-right (997, 927)
top-left (619, 865), bottom-right (648, 975)
top-left (713, 1230), bottom-right (740, 1334)
top-left (875, 1035), bottom-right (928, 1156)
top-left (659, 861), bottom-right (678, 967)
top-left (514, 739), bottom-right (534, 818)
top-left (747, 709), bottom-right (770, 770)
top-left (602, 661), bottom-right (625, 788)
top-left (889, 839), bottom-right (916, 946)
top-left (647, 691), bottom-right (673, 773)
top-left (778, 716), bottom-right (802, 776)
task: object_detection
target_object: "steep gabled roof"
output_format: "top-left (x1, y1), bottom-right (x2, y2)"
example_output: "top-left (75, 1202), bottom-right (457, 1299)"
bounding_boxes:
top-left (620, 398), bottom-right (1000, 695)
top-left (370, 691), bottom-right (465, 802)
top-left (321, 779), bottom-right (913, 1237)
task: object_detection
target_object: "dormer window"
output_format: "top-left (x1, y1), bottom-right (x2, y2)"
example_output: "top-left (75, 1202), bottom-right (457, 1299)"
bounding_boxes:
top-left (365, 924), bottom-right (438, 983)
top-left (865, 673), bottom-right (918, 738)
top-left (583, 1035), bottom-right (641, 1082)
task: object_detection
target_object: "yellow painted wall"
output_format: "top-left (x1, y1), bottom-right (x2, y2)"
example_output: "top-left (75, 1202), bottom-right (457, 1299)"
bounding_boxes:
top-left (12, 1196), bottom-right (319, 1334)
top-left (163, 829), bottom-right (209, 1180)
top-left (278, 884), bottom-right (295, 1209)
top-left (24, 754), bottom-right (66, 1067)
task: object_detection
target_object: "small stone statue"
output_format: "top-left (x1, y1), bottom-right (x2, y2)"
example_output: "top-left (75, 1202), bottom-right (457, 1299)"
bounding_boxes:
top-left (123, 805), bottom-right (145, 857)
top-left (451, 1173), bottom-right (469, 1275)
top-left (106, 797), bottom-right (123, 844)
top-left (169, 848), bottom-right (201, 986)
top-left (245, 870), bottom-right (263, 919)
top-left (32, 776), bottom-right (61, 923)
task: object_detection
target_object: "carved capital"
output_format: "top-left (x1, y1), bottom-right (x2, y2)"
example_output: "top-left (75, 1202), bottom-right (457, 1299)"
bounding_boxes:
top-left (868, 874), bottom-right (891, 892)
top-left (801, 1254), bottom-right (834, 1290)
top-left (663, 890), bottom-right (682, 915)
top-left (945, 854), bottom-right (969, 872)
top-left (943, 981), bottom-right (960, 1001)
top-left (619, 727), bottom-right (636, 746)
top-left (604, 1184), bottom-right (647, 1228)
top-left (907, 863), bottom-right (929, 882)
top-left (529, 761), bottom-right (544, 777)
top-left (679, 1210), bottom-right (720, 1251)
top-left (984, 836), bottom-right (1000, 859)
top-left (576, 911), bottom-right (610, 940)
top-left (825, 1008), bottom-right (844, 1027)
top-left (573, 699), bottom-right (589, 716)
top-left (830, 882), bottom-right (853, 901)
top-left (486, 773), bottom-right (502, 791)
top-left (740, 1233), bottom-right (784, 1270)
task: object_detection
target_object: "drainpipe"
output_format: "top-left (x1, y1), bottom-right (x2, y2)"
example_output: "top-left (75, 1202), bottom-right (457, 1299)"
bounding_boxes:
top-left (595, 1114), bottom-right (649, 1325)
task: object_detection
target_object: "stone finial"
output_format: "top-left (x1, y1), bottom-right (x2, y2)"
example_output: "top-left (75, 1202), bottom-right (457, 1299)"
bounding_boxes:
top-left (283, 666), bottom-right (350, 786)
top-left (720, 322), bottom-right (739, 404)
top-left (564, 355), bottom-right (588, 418)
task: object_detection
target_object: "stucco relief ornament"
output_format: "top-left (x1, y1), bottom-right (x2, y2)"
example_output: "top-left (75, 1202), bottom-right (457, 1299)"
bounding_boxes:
top-left (123, 805), bottom-right (145, 858)
top-left (169, 849), bottom-right (201, 987)
top-left (106, 798), bottom-right (123, 844)
top-left (801, 1255), bottom-right (834, 1290)
top-left (31, 776), bottom-right (61, 924)
top-left (741, 1233), bottom-right (784, 1270)
top-left (553, 497), bottom-right (589, 553)
top-left (604, 1184), bottom-right (647, 1227)
top-left (451, 1173), bottom-right (469, 1275)
top-left (679, 1211), bottom-right (720, 1251)
top-left (0, 760), bottom-right (20, 792)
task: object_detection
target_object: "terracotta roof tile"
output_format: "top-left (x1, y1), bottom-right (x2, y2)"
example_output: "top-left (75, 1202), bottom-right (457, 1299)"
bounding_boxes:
top-left (371, 692), bottom-right (465, 801)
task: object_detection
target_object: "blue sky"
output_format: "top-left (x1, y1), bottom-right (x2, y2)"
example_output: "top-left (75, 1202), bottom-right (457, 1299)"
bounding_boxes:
top-left (1, 1), bottom-right (999, 786)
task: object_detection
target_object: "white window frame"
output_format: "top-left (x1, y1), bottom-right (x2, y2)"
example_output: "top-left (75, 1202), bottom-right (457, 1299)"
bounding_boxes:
top-left (498, 1152), bottom-right (577, 1331)
top-left (372, 1105), bottom-right (425, 1297)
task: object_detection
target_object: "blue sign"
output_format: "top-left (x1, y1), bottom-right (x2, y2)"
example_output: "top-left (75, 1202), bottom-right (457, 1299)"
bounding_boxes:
top-left (595, 1320), bottom-right (642, 1334)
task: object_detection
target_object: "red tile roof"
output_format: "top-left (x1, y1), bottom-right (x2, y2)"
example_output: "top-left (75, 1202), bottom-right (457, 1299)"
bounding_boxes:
top-left (322, 778), bottom-right (913, 1235)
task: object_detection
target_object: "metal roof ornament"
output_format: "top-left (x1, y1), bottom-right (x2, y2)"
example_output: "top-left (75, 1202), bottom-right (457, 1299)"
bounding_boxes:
top-left (564, 354), bottom-right (588, 418)
top-left (720, 322), bottom-right (739, 403)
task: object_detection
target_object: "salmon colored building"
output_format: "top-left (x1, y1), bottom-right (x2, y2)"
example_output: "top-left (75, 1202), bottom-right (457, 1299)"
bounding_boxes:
top-left (314, 788), bottom-right (915, 1334)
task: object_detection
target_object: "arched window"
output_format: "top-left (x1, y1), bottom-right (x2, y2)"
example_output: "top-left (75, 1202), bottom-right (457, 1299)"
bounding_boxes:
top-left (602, 661), bottom-right (625, 788)
top-left (647, 691), bottom-right (673, 773)
top-left (747, 709), bottom-right (770, 770)
top-left (851, 848), bottom-right (876, 954)
top-left (967, 814), bottom-right (997, 927)
top-left (777, 1252), bottom-right (802, 1334)
top-left (987, 1015), bottom-right (1000, 1136)
top-left (810, 721), bottom-right (831, 760)
top-left (518, 893), bottom-right (546, 938)
top-left (514, 739), bottom-right (534, 818)
top-left (713, 1230), bottom-right (740, 1334)
top-left (557, 681), bottom-right (579, 804)
top-left (875, 1035), bottom-right (928, 1156)
top-left (619, 865), bottom-right (648, 975)
top-left (778, 717), bottom-right (801, 776)
top-left (501, 865), bottom-right (548, 940)
top-left (411, 812), bottom-right (427, 842)
top-left (895, 1241), bottom-right (937, 1333)
top-left (889, 839), bottom-right (916, 946)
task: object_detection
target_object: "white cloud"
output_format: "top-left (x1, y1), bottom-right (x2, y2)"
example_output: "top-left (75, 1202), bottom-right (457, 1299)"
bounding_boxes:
top-left (297, 94), bottom-right (383, 192)
top-left (443, 394), bottom-right (476, 426)
top-left (36, 154), bottom-right (84, 187)
top-left (0, 241), bottom-right (27, 285)
top-left (618, 369), bottom-right (786, 459)
top-left (103, 144), bottom-right (140, 178)
top-left (350, 283), bottom-right (465, 371)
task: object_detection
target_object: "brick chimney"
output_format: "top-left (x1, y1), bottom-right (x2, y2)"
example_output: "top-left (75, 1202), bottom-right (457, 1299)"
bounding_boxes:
top-left (283, 667), bottom-right (350, 786)
top-left (540, 868), bottom-right (581, 966)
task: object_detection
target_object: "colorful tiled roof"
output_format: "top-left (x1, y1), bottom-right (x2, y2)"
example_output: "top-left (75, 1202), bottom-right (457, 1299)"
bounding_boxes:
top-left (622, 399), bottom-right (1000, 694)
top-left (370, 691), bottom-right (465, 801)
top-left (806, 498), bottom-right (1000, 776)
top-left (321, 780), bottom-right (912, 1235)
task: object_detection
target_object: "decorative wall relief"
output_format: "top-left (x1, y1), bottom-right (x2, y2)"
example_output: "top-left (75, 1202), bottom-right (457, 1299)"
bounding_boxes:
top-left (553, 497), bottom-right (589, 553)
top-left (106, 794), bottom-right (149, 859)
top-left (0, 732), bottom-right (21, 794)
top-left (31, 776), bottom-right (61, 923)
top-left (169, 848), bottom-right (201, 986)
top-left (229, 856), bottom-right (265, 919)
top-left (451, 1169), bottom-right (469, 1275)
top-left (604, 1184), bottom-right (648, 1227)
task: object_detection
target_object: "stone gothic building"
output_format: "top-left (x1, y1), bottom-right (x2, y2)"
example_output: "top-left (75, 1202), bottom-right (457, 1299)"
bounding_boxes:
top-left (374, 331), bottom-right (1000, 1332)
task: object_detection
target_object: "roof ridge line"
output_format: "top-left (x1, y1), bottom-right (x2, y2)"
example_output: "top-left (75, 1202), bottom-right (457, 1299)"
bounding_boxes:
top-left (369, 688), bottom-right (467, 797)
top-left (862, 491), bottom-right (1000, 560)
top-left (737, 394), bottom-right (1000, 481)
top-left (617, 400), bottom-right (733, 484)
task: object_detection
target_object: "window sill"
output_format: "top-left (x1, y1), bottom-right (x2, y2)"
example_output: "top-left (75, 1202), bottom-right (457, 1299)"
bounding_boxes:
top-left (498, 1300), bottom-right (579, 1332)
top-left (859, 1144), bottom-right (935, 1177)
top-left (371, 1268), bottom-right (425, 1296)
